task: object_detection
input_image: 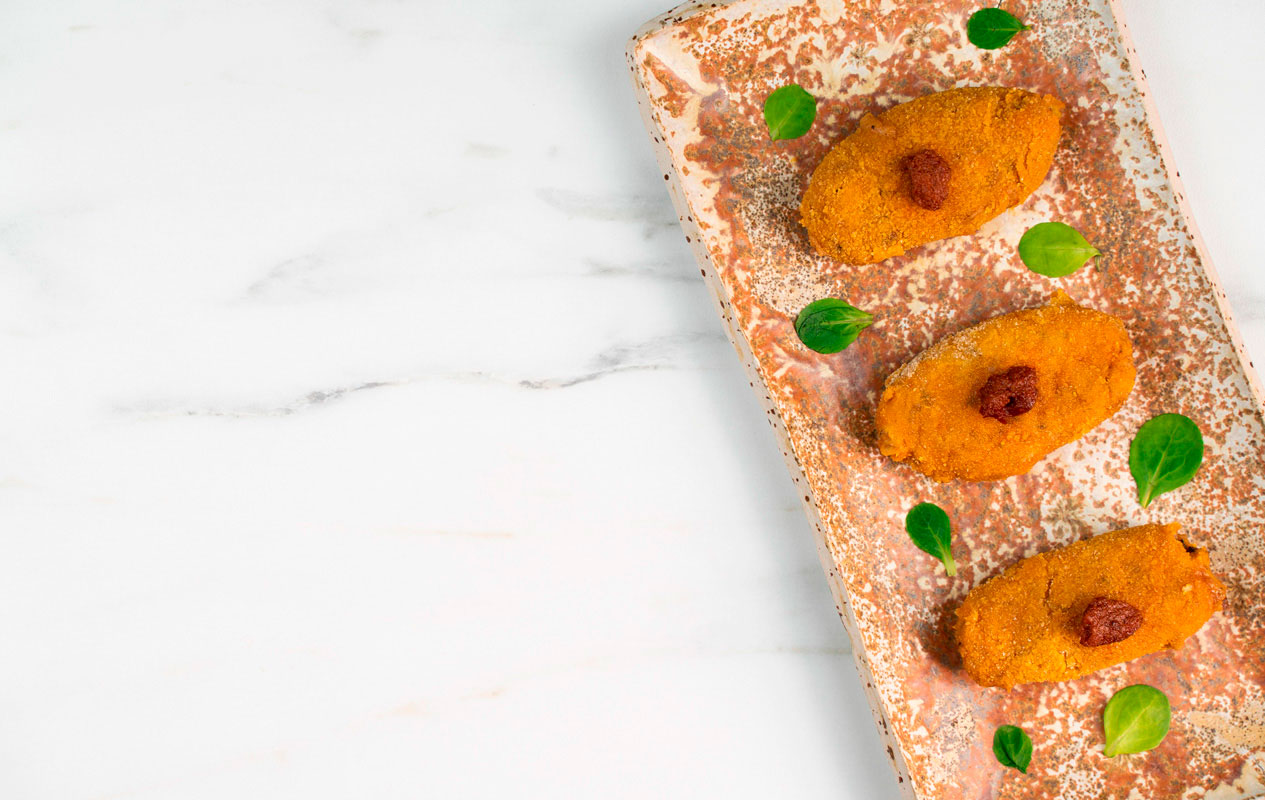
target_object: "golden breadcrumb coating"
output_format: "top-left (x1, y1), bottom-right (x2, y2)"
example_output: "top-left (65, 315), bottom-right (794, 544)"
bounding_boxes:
top-left (875, 291), bottom-right (1135, 482)
top-left (799, 86), bottom-right (1063, 264)
top-left (956, 523), bottom-right (1225, 689)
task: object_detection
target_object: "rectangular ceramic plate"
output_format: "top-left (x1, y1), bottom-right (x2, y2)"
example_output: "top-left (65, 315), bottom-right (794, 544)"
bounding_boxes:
top-left (627, 1), bottom-right (1265, 797)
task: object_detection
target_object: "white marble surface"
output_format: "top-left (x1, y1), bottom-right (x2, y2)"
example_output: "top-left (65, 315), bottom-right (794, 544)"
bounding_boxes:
top-left (1, 1), bottom-right (1261, 797)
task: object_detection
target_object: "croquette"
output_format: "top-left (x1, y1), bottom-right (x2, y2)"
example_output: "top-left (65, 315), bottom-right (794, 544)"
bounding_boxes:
top-left (799, 86), bottom-right (1063, 265)
top-left (955, 523), bottom-right (1225, 689)
top-left (875, 291), bottom-right (1135, 482)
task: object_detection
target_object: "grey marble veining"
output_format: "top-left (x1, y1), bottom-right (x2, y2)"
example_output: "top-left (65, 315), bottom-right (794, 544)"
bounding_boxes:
top-left (0, 1), bottom-right (1261, 798)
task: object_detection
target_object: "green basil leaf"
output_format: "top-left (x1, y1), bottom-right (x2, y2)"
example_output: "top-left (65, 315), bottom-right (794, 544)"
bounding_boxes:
top-left (1129, 413), bottom-right (1204, 508)
top-left (1018, 222), bottom-right (1101, 277)
top-left (904, 502), bottom-right (956, 576)
top-left (992, 725), bottom-right (1033, 773)
top-left (967, 7), bottom-right (1030, 50)
top-left (763, 84), bottom-right (817, 141)
top-left (794, 298), bottom-right (873, 354)
top-left (1103, 684), bottom-right (1171, 757)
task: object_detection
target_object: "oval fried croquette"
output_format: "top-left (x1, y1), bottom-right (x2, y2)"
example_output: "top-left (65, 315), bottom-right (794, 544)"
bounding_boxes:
top-left (875, 291), bottom-right (1135, 482)
top-left (955, 523), bottom-right (1225, 689)
top-left (799, 86), bottom-right (1063, 265)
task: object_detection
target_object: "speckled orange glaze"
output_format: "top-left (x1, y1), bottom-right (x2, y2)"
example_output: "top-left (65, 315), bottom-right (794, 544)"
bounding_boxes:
top-left (628, 1), bottom-right (1265, 798)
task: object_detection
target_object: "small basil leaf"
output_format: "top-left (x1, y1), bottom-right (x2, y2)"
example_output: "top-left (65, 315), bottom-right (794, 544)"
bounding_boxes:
top-left (1103, 684), bottom-right (1171, 757)
top-left (992, 725), bottom-right (1033, 773)
top-left (1018, 222), bottom-right (1101, 277)
top-left (1129, 413), bottom-right (1204, 508)
top-left (904, 502), bottom-right (956, 576)
top-left (967, 7), bottom-right (1030, 50)
top-left (794, 298), bottom-right (873, 354)
top-left (763, 84), bottom-right (817, 141)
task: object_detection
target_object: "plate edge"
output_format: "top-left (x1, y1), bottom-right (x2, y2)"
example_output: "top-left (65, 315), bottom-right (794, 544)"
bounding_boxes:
top-left (626, 4), bottom-right (920, 797)
top-left (1107, 0), bottom-right (1265, 426)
